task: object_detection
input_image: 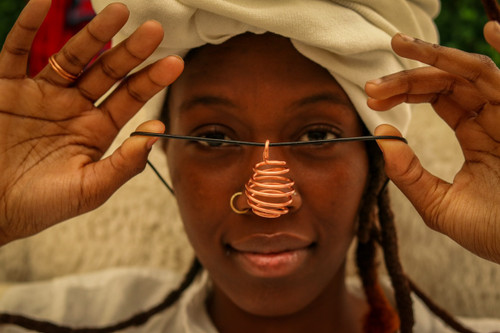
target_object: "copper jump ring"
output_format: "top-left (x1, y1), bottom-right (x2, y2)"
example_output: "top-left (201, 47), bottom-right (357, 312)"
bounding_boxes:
top-left (48, 55), bottom-right (81, 82)
top-left (245, 140), bottom-right (296, 218)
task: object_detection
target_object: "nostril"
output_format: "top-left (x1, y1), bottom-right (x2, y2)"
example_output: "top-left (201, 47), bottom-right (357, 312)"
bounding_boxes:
top-left (287, 191), bottom-right (302, 212)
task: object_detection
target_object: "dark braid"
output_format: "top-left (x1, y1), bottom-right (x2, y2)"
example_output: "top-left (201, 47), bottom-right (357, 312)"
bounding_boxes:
top-left (0, 257), bottom-right (202, 332)
top-left (377, 186), bottom-right (414, 333)
top-left (356, 141), bottom-right (401, 333)
top-left (407, 278), bottom-right (479, 333)
top-left (359, 141), bottom-right (484, 333)
top-left (377, 186), bottom-right (484, 333)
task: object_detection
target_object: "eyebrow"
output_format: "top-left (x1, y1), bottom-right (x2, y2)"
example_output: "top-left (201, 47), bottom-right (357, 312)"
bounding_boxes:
top-left (179, 95), bottom-right (238, 112)
top-left (290, 92), bottom-right (352, 109)
top-left (178, 91), bottom-right (351, 114)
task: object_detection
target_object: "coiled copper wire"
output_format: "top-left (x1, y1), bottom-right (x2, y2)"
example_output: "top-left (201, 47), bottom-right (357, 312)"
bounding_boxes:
top-left (245, 140), bottom-right (296, 218)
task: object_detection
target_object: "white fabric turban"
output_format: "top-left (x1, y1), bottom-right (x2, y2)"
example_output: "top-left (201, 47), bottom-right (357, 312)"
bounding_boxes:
top-left (91, 0), bottom-right (440, 134)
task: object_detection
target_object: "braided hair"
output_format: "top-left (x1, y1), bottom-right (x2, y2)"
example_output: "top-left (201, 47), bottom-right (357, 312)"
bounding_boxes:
top-left (357, 140), bottom-right (480, 333)
top-left (0, 139), bottom-right (483, 333)
top-left (0, 257), bottom-right (202, 332)
top-left (0, 45), bottom-right (486, 333)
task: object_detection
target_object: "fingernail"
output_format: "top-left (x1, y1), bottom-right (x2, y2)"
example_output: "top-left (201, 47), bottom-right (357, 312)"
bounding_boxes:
top-left (366, 78), bottom-right (383, 85)
top-left (398, 33), bottom-right (415, 42)
top-left (168, 54), bottom-right (184, 63)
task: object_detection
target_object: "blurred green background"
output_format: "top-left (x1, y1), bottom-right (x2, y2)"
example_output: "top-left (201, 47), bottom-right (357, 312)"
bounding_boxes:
top-left (0, 0), bottom-right (500, 64)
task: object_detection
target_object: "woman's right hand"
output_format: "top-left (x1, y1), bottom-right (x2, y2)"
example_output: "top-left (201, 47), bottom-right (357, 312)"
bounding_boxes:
top-left (0, 0), bottom-right (183, 245)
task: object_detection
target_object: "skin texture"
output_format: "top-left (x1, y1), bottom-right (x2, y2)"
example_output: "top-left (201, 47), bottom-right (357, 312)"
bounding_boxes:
top-left (366, 30), bottom-right (500, 264)
top-left (165, 33), bottom-right (369, 333)
top-left (0, 0), bottom-right (498, 330)
top-left (0, 0), bottom-right (183, 244)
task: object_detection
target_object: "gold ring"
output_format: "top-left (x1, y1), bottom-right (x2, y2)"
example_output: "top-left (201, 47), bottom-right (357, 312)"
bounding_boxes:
top-left (48, 55), bottom-right (81, 82)
top-left (230, 192), bottom-right (249, 215)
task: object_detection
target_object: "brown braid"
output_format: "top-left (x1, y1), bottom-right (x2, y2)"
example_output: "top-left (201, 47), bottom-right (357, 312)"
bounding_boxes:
top-left (0, 143), bottom-right (488, 333)
top-left (356, 141), bottom-right (402, 333)
top-left (359, 141), bottom-right (483, 333)
top-left (407, 278), bottom-right (479, 333)
top-left (377, 187), bottom-right (414, 333)
top-left (0, 257), bottom-right (202, 333)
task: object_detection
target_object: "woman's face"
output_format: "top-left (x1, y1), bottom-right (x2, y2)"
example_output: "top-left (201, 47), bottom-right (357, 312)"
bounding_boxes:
top-left (165, 33), bottom-right (369, 318)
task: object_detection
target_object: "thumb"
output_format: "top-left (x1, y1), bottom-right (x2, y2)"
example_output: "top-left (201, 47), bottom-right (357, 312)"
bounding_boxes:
top-left (484, 21), bottom-right (500, 54)
top-left (375, 124), bottom-right (450, 232)
top-left (83, 120), bottom-right (165, 206)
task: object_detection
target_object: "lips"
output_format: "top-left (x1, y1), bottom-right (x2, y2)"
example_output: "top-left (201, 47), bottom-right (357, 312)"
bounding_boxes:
top-left (230, 233), bottom-right (313, 254)
top-left (228, 233), bottom-right (315, 278)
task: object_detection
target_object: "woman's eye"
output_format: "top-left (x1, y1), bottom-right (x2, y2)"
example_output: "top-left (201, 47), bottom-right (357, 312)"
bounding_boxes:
top-left (196, 131), bottom-right (232, 147)
top-left (298, 128), bottom-right (339, 142)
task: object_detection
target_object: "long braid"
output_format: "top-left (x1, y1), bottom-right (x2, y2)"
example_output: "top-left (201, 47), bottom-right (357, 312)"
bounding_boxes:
top-left (0, 257), bottom-right (202, 333)
top-left (356, 141), bottom-right (400, 333)
top-left (408, 277), bottom-right (482, 333)
top-left (377, 187), bottom-right (414, 333)
top-left (363, 141), bottom-right (483, 333)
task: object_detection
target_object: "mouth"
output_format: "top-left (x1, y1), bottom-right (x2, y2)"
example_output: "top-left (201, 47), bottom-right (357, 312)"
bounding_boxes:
top-left (226, 233), bottom-right (316, 278)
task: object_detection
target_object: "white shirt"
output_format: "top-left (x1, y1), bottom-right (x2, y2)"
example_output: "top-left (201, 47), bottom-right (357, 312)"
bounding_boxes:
top-left (0, 267), bottom-right (498, 332)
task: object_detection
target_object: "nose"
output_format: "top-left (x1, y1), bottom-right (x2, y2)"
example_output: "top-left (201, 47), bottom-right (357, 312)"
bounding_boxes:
top-left (239, 140), bottom-right (303, 218)
top-left (233, 188), bottom-right (302, 217)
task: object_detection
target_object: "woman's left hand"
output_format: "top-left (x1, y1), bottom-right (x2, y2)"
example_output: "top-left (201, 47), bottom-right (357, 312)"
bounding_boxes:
top-left (365, 22), bottom-right (500, 264)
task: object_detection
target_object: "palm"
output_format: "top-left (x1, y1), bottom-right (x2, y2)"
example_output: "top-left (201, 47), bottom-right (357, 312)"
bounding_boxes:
top-left (0, 0), bottom-right (183, 244)
top-left (1, 79), bottom-right (106, 231)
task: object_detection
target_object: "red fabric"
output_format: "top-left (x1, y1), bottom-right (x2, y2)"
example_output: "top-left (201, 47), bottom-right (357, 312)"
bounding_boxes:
top-left (29, 0), bottom-right (100, 76)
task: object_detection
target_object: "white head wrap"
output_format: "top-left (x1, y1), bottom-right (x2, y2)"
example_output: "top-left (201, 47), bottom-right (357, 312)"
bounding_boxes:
top-left (91, 0), bottom-right (440, 134)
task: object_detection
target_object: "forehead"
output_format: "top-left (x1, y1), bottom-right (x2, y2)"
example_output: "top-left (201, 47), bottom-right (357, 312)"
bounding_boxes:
top-left (164, 33), bottom-right (360, 135)
top-left (174, 33), bottom-right (351, 100)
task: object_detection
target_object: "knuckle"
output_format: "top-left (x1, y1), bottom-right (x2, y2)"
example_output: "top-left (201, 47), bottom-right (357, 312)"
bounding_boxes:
top-left (466, 53), bottom-right (498, 83)
top-left (61, 48), bottom-right (86, 69)
top-left (428, 93), bottom-right (440, 105)
top-left (78, 86), bottom-right (100, 102)
top-left (398, 69), bottom-right (413, 94)
top-left (4, 43), bottom-right (30, 57)
top-left (99, 61), bottom-right (123, 80)
top-left (123, 41), bottom-right (147, 62)
top-left (85, 24), bottom-right (108, 44)
top-left (125, 80), bottom-right (148, 104)
top-left (16, 20), bottom-right (38, 33)
top-left (475, 53), bottom-right (496, 69)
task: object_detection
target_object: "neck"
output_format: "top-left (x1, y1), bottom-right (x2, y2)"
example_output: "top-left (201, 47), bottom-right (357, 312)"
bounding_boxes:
top-left (207, 271), bottom-right (368, 333)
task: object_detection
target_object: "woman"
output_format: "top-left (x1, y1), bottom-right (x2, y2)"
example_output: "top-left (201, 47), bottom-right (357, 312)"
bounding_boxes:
top-left (0, 0), bottom-right (499, 332)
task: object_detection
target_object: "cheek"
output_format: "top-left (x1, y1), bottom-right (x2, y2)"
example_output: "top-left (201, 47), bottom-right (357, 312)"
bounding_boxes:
top-left (296, 144), bottom-right (369, 232)
top-left (166, 147), bottom-right (248, 245)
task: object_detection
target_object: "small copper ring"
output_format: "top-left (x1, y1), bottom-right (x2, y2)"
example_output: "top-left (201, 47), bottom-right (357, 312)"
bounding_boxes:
top-left (230, 192), bottom-right (249, 215)
top-left (48, 55), bottom-right (81, 82)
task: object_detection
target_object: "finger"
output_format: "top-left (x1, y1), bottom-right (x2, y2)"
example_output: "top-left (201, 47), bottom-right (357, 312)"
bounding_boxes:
top-left (98, 55), bottom-right (184, 130)
top-left (374, 124), bottom-right (450, 233)
top-left (476, 103), bottom-right (500, 142)
top-left (365, 67), bottom-right (467, 101)
top-left (77, 20), bottom-right (165, 102)
top-left (36, 3), bottom-right (129, 86)
top-left (391, 33), bottom-right (500, 96)
top-left (484, 21), bottom-right (500, 53)
top-left (367, 94), bottom-right (466, 131)
top-left (82, 120), bottom-right (165, 207)
top-left (365, 70), bottom-right (484, 129)
top-left (0, 0), bottom-right (50, 78)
